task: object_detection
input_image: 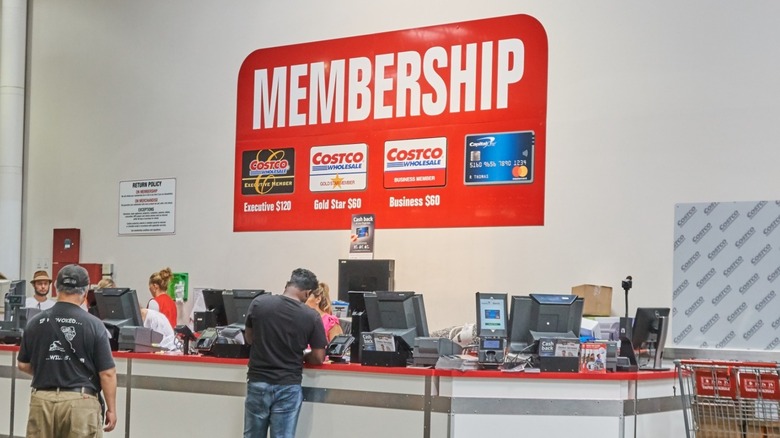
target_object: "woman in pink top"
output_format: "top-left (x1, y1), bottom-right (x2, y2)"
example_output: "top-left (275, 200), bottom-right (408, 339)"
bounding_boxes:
top-left (305, 282), bottom-right (343, 342)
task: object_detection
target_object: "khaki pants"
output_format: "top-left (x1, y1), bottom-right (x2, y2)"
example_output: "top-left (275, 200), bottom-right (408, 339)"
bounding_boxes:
top-left (27, 390), bottom-right (103, 438)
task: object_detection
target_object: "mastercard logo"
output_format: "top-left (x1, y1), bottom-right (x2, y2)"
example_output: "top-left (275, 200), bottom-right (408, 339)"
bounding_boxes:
top-left (512, 165), bottom-right (529, 178)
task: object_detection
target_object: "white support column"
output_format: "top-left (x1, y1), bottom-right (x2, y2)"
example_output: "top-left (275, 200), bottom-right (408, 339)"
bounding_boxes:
top-left (0, 0), bottom-right (28, 279)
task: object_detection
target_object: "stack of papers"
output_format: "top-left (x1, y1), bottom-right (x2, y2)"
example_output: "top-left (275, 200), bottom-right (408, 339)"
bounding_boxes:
top-left (435, 354), bottom-right (480, 371)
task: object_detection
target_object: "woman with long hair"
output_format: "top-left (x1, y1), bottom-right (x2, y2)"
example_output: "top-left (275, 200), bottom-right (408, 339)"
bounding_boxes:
top-left (305, 282), bottom-right (343, 342)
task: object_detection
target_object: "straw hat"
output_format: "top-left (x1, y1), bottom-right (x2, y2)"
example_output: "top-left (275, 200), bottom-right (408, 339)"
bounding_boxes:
top-left (30, 270), bottom-right (53, 284)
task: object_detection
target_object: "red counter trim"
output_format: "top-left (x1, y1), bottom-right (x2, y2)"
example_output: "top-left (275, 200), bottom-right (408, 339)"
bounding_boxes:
top-left (432, 368), bottom-right (677, 380)
top-left (2, 345), bottom-right (675, 380)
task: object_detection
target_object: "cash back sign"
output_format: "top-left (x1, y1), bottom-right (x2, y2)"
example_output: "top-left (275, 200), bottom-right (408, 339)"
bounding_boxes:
top-left (234, 14), bottom-right (548, 231)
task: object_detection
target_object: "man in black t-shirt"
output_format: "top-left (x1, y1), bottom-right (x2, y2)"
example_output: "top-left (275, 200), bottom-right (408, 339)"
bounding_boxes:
top-left (243, 268), bottom-right (327, 438)
top-left (17, 264), bottom-right (118, 437)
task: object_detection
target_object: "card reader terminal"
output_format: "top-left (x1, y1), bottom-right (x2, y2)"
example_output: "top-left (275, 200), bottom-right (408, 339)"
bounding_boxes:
top-left (478, 337), bottom-right (506, 367)
top-left (326, 334), bottom-right (354, 361)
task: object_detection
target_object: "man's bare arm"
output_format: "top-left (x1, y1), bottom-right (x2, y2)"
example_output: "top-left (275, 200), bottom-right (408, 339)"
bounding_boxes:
top-left (99, 367), bottom-right (118, 432)
top-left (305, 348), bottom-right (326, 365)
top-left (17, 361), bottom-right (32, 375)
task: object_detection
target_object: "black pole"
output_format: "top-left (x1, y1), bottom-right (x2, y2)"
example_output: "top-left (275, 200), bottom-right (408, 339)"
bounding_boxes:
top-left (624, 290), bottom-right (629, 319)
top-left (621, 275), bottom-right (633, 318)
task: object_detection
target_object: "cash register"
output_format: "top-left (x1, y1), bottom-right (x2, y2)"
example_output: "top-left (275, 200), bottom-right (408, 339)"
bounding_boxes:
top-left (360, 291), bottom-right (429, 367)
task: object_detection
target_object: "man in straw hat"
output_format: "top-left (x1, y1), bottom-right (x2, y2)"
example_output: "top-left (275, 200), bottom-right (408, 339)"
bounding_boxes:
top-left (26, 270), bottom-right (55, 310)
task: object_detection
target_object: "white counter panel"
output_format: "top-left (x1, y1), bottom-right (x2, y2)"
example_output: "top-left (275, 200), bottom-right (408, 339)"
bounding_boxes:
top-left (303, 368), bottom-right (427, 395)
top-left (452, 413), bottom-right (622, 437)
top-left (445, 376), bottom-right (629, 400)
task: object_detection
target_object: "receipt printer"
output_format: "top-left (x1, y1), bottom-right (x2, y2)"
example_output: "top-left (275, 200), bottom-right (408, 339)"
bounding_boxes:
top-left (413, 337), bottom-right (463, 367)
top-left (118, 326), bottom-right (163, 353)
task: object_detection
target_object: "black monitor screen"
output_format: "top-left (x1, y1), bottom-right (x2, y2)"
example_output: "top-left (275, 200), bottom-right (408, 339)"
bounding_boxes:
top-left (475, 292), bottom-right (508, 338)
top-left (86, 289), bottom-right (100, 318)
top-left (508, 295), bottom-right (533, 352)
top-left (411, 295), bottom-right (429, 338)
top-left (631, 307), bottom-right (670, 349)
top-left (347, 290), bottom-right (370, 316)
top-left (9, 280), bottom-right (26, 297)
top-left (337, 259), bottom-right (394, 302)
top-left (364, 291), bottom-right (427, 348)
top-left (224, 289), bottom-right (265, 326)
top-left (94, 288), bottom-right (143, 327)
top-left (508, 294), bottom-right (584, 353)
top-left (3, 280), bottom-right (27, 326)
top-left (201, 289), bottom-right (228, 327)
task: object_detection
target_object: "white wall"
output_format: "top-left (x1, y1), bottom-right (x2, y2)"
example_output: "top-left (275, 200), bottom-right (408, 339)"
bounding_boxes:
top-left (17, 0), bottom-right (780, 331)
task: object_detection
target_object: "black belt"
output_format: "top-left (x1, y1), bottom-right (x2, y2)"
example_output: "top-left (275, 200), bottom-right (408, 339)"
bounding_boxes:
top-left (34, 387), bottom-right (97, 396)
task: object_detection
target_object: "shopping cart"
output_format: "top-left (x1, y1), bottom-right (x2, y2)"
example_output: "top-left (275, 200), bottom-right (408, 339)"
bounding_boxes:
top-left (676, 359), bottom-right (780, 438)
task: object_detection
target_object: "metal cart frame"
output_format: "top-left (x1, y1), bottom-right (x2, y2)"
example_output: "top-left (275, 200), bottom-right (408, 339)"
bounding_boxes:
top-left (676, 359), bottom-right (780, 438)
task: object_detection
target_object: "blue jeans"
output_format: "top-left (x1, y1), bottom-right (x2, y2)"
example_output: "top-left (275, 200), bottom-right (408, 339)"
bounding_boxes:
top-left (244, 381), bottom-right (303, 438)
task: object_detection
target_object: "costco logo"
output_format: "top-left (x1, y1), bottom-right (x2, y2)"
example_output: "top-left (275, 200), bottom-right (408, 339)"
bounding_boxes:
top-left (311, 151), bottom-right (365, 170)
top-left (383, 137), bottom-right (447, 189)
top-left (309, 143), bottom-right (367, 193)
top-left (249, 159), bottom-right (290, 176)
top-left (385, 147), bottom-right (444, 168)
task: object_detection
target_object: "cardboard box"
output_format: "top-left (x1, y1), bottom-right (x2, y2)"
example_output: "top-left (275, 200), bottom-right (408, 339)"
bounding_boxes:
top-left (572, 284), bottom-right (613, 316)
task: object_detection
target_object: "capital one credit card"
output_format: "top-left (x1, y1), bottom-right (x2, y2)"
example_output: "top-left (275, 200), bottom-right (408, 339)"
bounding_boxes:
top-left (464, 131), bottom-right (534, 185)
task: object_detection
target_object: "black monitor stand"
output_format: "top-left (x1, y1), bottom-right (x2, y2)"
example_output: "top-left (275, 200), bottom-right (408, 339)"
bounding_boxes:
top-left (349, 311), bottom-right (369, 364)
top-left (616, 276), bottom-right (638, 372)
top-left (639, 316), bottom-right (670, 371)
top-left (174, 325), bottom-right (196, 355)
top-left (617, 336), bottom-right (638, 371)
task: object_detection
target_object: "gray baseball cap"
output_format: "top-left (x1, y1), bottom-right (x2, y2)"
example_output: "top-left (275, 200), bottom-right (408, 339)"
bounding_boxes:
top-left (56, 264), bottom-right (90, 290)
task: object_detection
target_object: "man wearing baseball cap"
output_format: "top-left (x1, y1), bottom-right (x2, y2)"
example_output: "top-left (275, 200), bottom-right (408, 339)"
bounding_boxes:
top-left (26, 270), bottom-right (56, 310)
top-left (17, 264), bottom-right (118, 437)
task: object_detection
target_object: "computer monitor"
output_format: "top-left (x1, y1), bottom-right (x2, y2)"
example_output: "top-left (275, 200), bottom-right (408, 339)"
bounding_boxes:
top-left (631, 307), bottom-right (671, 350)
top-left (475, 292), bottom-right (508, 338)
top-left (94, 288), bottom-right (143, 328)
top-left (201, 289), bottom-right (228, 327)
top-left (348, 291), bottom-right (374, 364)
top-left (86, 289), bottom-right (98, 316)
top-left (347, 290), bottom-right (371, 316)
top-left (337, 259), bottom-right (394, 302)
top-left (411, 295), bottom-right (429, 338)
top-left (8, 280), bottom-right (25, 298)
top-left (508, 295), bottom-right (533, 353)
top-left (2, 280), bottom-right (27, 326)
top-left (508, 294), bottom-right (584, 353)
top-left (223, 289), bottom-right (265, 327)
top-left (364, 291), bottom-right (428, 349)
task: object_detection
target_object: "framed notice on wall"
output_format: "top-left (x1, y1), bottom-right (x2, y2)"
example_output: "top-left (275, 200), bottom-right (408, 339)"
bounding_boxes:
top-left (119, 178), bottom-right (176, 235)
top-left (233, 14), bottom-right (549, 232)
top-left (349, 213), bottom-right (375, 259)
